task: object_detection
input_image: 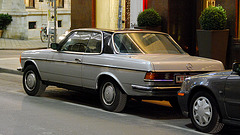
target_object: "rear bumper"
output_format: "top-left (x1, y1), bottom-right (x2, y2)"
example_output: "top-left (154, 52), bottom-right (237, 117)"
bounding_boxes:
top-left (17, 67), bottom-right (23, 72)
top-left (131, 84), bottom-right (181, 97)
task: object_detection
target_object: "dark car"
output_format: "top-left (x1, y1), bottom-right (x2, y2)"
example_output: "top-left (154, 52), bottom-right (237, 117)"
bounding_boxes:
top-left (178, 62), bottom-right (240, 134)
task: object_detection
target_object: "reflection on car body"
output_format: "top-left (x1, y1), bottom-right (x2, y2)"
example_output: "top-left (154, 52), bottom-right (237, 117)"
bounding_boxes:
top-left (18, 28), bottom-right (224, 112)
top-left (178, 62), bottom-right (240, 134)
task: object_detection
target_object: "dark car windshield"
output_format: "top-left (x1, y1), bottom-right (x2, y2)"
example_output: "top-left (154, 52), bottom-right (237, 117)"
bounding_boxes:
top-left (113, 33), bottom-right (186, 54)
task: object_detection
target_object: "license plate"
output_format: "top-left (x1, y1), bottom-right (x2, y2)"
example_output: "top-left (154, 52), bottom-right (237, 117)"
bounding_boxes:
top-left (175, 75), bottom-right (192, 83)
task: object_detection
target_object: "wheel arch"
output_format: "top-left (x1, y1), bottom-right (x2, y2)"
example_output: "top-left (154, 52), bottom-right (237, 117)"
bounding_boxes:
top-left (187, 86), bottom-right (222, 118)
top-left (96, 72), bottom-right (126, 94)
top-left (23, 60), bottom-right (42, 79)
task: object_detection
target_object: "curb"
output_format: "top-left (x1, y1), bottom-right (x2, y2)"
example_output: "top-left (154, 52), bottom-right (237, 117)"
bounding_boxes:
top-left (0, 67), bottom-right (22, 75)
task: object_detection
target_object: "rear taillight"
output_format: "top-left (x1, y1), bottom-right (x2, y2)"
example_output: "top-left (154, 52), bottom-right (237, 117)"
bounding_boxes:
top-left (19, 54), bottom-right (21, 64)
top-left (144, 72), bottom-right (174, 81)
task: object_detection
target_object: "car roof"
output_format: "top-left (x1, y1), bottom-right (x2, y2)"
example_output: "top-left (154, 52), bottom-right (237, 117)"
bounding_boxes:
top-left (72, 28), bottom-right (167, 35)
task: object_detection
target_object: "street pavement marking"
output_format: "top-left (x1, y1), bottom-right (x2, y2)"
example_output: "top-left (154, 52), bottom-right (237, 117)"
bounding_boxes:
top-left (163, 123), bottom-right (210, 135)
top-left (63, 101), bottom-right (127, 117)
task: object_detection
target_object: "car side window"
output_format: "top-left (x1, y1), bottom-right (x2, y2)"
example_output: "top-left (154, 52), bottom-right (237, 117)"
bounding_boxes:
top-left (86, 32), bottom-right (102, 53)
top-left (60, 31), bottom-right (91, 52)
top-left (103, 32), bottom-right (114, 54)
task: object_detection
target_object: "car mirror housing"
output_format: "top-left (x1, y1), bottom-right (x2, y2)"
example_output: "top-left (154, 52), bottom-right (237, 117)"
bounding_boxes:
top-left (233, 62), bottom-right (240, 73)
top-left (50, 43), bottom-right (59, 50)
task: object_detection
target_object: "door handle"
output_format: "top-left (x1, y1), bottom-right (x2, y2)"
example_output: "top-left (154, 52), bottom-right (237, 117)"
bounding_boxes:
top-left (75, 58), bottom-right (82, 63)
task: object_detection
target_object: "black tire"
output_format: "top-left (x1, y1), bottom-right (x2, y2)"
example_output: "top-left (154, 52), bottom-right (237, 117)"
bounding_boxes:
top-left (23, 65), bottom-right (46, 96)
top-left (189, 91), bottom-right (224, 134)
top-left (99, 79), bottom-right (127, 112)
top-left (40, 30), bottom-right (48, 42)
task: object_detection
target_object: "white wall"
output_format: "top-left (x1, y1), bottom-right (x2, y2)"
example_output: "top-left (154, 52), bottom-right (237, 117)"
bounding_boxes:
top-left (130, 0), bottom-right (143, 28)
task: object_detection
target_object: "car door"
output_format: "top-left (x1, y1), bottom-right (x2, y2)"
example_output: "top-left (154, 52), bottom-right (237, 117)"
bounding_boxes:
top-left (47, 31), bottom-right (91, 86)
top-left (224, 72), bottom-right (240, 119)
top-left (81, 32), bottom-right (103, 89)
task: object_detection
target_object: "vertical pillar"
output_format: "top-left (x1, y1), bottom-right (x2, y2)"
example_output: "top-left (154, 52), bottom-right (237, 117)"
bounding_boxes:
top-left (143, 0), bottom-right (148, 11)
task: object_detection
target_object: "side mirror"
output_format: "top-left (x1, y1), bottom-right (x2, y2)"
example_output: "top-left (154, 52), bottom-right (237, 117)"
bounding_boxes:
top-left (233, 62), bottom-right (240, 73)
top-left (50, 43), bottom-right (59, 50)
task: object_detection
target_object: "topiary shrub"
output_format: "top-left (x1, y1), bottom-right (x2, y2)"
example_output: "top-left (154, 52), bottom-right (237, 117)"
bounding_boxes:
top-left (0, 13), bottom-right (13, 30)
top-left (199, 6), bottom-right (227, 30)
top-left (137, 8), bottom-right (161, 27)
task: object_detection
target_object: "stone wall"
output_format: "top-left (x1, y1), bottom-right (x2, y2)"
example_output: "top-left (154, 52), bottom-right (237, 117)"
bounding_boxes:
top-left (0, 0), bottom-right (71, 40)
top-left (0, 0), bottom-right (28, 39)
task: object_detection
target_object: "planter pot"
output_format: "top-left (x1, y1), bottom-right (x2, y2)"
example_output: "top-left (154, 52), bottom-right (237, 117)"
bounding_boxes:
top-left (197, 29), bottom-right (229, 67)
top-left (0, 30), bottom-right (3, 38)
top-left (134, 26), bottom-right (161, 32)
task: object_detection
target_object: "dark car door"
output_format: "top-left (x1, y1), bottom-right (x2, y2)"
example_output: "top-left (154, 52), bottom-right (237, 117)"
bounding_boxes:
top-left (224, 72), bottom-right (240, 119)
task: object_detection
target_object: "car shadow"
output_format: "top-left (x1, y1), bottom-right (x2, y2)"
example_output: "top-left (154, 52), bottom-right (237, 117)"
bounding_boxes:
top-left (37, 86), bottom-right (184, 120)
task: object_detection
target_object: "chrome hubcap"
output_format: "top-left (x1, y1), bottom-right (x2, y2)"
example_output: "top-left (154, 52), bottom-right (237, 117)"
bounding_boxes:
top-left (102, 82), bottom-right (116, 106)
top-left (193, 96), bottom-right (212, 126)
top-left (25, 71), bottom-right (36, 91)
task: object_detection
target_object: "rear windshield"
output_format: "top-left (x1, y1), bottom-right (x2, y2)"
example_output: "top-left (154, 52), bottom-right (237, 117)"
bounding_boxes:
top-left (113, 33), bottom-right (185, 54)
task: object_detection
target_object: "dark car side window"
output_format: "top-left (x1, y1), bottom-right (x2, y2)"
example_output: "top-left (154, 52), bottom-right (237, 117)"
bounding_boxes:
top-left (60, 31), bottom-right (91, 52)
top-left (103, 32), bottom-right (114, 54)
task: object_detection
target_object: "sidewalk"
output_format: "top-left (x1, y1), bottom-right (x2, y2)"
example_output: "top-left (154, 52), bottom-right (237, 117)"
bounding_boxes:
top-left (0, 38), bottom-right (49, 75)
top-left (0, 38), bottom-right (48, 50)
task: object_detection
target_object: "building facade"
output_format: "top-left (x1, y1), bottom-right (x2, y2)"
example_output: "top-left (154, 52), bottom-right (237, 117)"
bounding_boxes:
top-left (0, 0), bottom-right (71, 40)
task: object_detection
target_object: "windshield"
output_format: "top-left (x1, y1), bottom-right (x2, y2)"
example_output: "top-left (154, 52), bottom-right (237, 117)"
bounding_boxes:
top-left (113, 33), bottom-right (185, 54)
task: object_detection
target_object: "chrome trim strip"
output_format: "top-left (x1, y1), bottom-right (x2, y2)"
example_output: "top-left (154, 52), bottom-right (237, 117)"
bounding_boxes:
top-left (144, 79), bottom-right (174, 82)
top-left (21, 58), bottom-right (148, 72)
top-left (17, 67), bottom-right (23, 72)
top-left (132, 85), bottom-right (181, 90)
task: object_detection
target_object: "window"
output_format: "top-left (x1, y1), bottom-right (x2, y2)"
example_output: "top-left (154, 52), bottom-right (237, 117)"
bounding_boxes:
top-left (50, 0), bottom-right (64, 8)
top-left (203, 0), bottom-right (215, 9)
top-left (87, 32), bottom-right (102, 53)
top-left (61, 31), bottom-right (102, 53)
top-left (29, 22), bottom-right (36, 29)
top-left (61, 31), bottom-right (91, 52)
top-left (114, 33), bottom-right (185, 54)
top-left (58, 20), bottom-right (62, 27)
top-left (24, 0), bottom-right (35, 8)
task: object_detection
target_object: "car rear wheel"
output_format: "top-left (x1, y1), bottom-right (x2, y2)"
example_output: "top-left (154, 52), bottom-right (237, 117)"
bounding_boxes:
top-left (100, 79), bottom-right (127, 112)
top-left (189, 91), bottom-right (224, 134)
top-left (23, 65), bottom-right (46, 96)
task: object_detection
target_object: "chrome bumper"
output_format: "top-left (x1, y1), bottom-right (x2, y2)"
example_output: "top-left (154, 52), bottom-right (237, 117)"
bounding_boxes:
top-left (131, 85), bottom-right (181, 90)
top-left (17, 67), bottom-right (23, 72)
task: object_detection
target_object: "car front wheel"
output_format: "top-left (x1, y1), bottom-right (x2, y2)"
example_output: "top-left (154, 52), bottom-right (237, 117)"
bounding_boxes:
top-left (189, 91), bottom-right (224, 134)
top-left (100, 79), bottom-right (127, 112)
top-left (23, 65), bottom-right (46, 96)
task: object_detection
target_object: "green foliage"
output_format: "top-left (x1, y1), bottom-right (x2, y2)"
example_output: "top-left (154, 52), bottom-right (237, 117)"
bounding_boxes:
top-left (0, 13), bottom-right (13, 30)
top-left (137, 8), bottom-right (161, 27)
top-left (199, 6), bottom-right (227, 30)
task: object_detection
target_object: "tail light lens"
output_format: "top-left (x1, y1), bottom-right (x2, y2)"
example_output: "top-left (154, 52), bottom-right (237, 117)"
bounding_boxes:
top-left (19, 54), bottom-right (21, 63)
top-left (144, 72), bottom-right (174, 82)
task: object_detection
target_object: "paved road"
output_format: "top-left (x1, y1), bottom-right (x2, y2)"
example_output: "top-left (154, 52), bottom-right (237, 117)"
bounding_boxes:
top-left (0, 73), bottom-right (211, 135)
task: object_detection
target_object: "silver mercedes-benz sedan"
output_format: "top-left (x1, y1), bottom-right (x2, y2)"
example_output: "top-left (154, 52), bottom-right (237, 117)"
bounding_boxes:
top-left (18, 28), bottom-right (224, 112)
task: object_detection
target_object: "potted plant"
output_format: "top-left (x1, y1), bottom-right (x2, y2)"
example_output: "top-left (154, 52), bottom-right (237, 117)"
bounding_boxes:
top-left (197, 5), bottom-right (229, 66)
top-left (0, 13), bottom-right (13, 37)
top-left (136, 8), bottom-right (161, 31)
